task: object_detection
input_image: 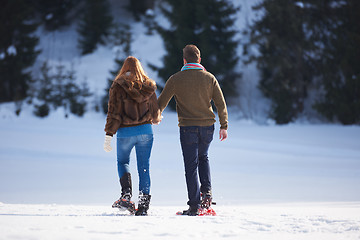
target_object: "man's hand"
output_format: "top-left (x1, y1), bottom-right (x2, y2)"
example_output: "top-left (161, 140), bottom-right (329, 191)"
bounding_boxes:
top-left (219, 129), bottom-right (228, 141)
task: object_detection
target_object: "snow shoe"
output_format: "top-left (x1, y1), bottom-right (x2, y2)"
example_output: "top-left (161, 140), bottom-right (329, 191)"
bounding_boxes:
top-left (198, 207), bottom-right (216, 216)
top-left (112, 192), bottom-right (136, 214)
top-left (200, 191), bottom-right (212, 209)
top-left (135, 193), bottom-right (151, 216)
top-left (201, 190), bottom-right (216, 209)
top-left (176, 206), bottom-right (199, 216)
top-left (112, 173), bottom-right (135, 214)
top-left (198, 190), bottom-right (216, 216)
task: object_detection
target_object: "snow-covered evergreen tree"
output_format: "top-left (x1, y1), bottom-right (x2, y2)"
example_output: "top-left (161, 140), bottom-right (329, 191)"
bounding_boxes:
top-left (246, 0), bottom-right (359, 124)
top-left (0, 0), bottom-right (40, 103)
top-left (309, 0), bottom-right (360, 124)
top-left (77, 0), bottom-right (113, 55)
top-left (128, 0), bottom-right (155, 21)
top-left (153, 0), bottom-right (241, 109)
top-left (34, 0), bottom-right (79, 31)
top-left (33, 62), bottom-right (92, 118)
top-left (102, 24), bottom-right (132, 114)
top-left (245, 0), bottom-right (316, 124)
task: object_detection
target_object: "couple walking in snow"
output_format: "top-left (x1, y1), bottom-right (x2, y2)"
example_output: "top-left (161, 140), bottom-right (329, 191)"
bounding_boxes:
top-left (103, 44), bottom-right (228, 216)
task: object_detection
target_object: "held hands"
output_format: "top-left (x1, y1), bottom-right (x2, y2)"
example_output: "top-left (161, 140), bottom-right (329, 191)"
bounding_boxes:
top-left (219, 129), bottom-right (228, 141)
top-left (153, 115), bottom-right (164, 125)
top-left (103, 135), bottom-right (113, 152)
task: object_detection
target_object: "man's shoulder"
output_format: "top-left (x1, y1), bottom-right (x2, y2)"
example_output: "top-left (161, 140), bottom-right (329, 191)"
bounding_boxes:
top-left (169, 71), bottom-right (182, 79)
top-left (202, 70), bottom-right (216, 79)
top-left (171, 70), bottom-right (216, 80)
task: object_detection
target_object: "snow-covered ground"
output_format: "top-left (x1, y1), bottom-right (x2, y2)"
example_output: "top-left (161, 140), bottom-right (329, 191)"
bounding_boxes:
top-left (1, 107), bottom-right (360, 239)
top-left (1, 202), bottom-right (359, 240)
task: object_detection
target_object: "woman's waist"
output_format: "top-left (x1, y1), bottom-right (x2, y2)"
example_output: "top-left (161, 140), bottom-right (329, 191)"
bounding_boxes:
top-left (117, 123), bottom-right (153, 137)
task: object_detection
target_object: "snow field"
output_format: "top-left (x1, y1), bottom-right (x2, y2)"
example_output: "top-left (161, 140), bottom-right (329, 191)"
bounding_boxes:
top-left (1, 110), bottom-right (359, 205)
top-left (1, 108), bottom-right (360, 239)
top-left (1, 202), bottom-right (359, 240)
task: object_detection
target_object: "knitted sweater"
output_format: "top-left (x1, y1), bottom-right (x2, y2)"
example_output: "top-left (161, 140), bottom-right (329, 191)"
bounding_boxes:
top-left (158, 69), bottom-right (228, 130)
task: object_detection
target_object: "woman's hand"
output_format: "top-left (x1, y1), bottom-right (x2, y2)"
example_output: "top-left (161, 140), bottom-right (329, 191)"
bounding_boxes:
top-left (104, 135), bottom-right (113, 152)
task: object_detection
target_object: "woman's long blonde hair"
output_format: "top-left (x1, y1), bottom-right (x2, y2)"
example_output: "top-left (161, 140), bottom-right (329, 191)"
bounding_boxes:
top-left (115, 56), bottom-right (154, 89)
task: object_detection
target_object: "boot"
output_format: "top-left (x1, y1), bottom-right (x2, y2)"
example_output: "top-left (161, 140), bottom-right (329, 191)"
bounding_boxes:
top-left (112, 173), bottom-right (135, 213)
top-left (135, 193), bottom-right (151, 216)
top-left (180, 205), bottom-right (199, 216)
top-left (200, 190), bottom-right (212, 209)
top-left (120, 172), bottom-right (132, 196)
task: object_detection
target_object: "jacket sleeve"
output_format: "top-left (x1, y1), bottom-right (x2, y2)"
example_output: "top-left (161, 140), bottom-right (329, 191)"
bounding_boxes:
top-left (212, 78), bottom-right (228, 130)
top-left (157, 77), bottom-right (175, 113)
top-left (104, 84), bottom-right (123, 136)
top-left (149, 92), bottom-right (161, 124)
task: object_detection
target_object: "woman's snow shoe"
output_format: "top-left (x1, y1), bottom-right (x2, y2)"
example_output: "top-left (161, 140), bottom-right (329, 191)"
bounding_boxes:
top-left (135, 193), bottom-right (151, 216)
top-left (112, 173), bottom-right (135, 214)
top-left (112, 192), bottom-right (136, 214)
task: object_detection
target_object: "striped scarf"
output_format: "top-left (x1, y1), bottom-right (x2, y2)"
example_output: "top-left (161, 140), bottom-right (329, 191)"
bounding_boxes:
top-left (181, 63), bottom-right (206, 71)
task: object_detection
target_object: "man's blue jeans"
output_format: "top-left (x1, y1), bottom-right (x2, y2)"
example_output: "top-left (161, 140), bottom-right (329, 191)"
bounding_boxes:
top-left (180, 125), bottom-right (214, 209)
top-left (117, 134), bottom-right (153, 195)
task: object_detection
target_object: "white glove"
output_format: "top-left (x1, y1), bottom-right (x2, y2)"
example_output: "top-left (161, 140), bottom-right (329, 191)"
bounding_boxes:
top-left (103, 135), bottom-right (113, 152)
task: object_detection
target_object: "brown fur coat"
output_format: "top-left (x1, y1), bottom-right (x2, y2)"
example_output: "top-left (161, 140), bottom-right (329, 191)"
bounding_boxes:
top-left (104, 77), bottom-right (161, 136)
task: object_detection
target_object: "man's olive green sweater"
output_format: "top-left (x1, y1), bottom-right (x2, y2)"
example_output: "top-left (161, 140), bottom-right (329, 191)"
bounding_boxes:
top-left (158, 69), bottom-right (228, 130)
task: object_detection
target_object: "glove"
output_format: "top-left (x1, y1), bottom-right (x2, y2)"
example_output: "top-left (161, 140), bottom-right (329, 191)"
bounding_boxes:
top-left (103, 135), bottom-right (113, 152)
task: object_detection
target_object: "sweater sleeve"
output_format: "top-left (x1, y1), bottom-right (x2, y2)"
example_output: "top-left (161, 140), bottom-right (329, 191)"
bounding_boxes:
top-left (104, 84), bottom-right (122, 136)
top-left (157, 77), bottom-right (175, 113)
top-left (212, 78), bottom-right (228, 130)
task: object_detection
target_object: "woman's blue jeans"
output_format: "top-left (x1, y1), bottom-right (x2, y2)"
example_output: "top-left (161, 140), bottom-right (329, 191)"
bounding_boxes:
top-left (117, 134), bottom-right (153, 195)
top-left (180, 125), bottom-right (214, 209)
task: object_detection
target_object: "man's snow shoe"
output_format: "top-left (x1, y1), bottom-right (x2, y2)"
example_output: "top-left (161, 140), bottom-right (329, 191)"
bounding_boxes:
top-left (199, 190), bottom-right (216, 216)
top-left (176, 207), bottom-right (216, 216)
top-left (135, 193), bottom-right (151, 216)
top-left (200, 191), bottom-right (213, 209)
top-left (176, 191), bottom-right (217, 216)
top-left (198, 207), bottom-right (216, 216)
top-left (176, 206), bottom-right (199, 216)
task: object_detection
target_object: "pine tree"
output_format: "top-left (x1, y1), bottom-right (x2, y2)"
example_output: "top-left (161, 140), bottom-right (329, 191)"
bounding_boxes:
top-left (128, 0), bottom-right (155, 21)
top-left (101, 24), bottom-right (132, 114)
top-left (153, 0), bottom-right (241, 109)
top-left (52, 64), bottom-right (92, 117)
top-left (34, 0), bottom-right (79, 31)
top-left (245, 0), bottom-right (316, 124)
top-left (310, 0), bottom-right (360, 124)
top-left (33, 62), bottom-right (92, 118)
top-left (77, 0), bottom-right (113, 55)
top-left (33, 62), bottom-right (52, 117)
top-left (0, 0), bottom-right (40, 103)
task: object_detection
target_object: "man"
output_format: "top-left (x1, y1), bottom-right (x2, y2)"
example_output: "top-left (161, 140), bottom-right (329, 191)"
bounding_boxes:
top-left (158, 44), bottom-right (228, 216)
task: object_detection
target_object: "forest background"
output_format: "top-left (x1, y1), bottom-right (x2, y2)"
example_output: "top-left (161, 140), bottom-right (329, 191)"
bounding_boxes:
top-left (0, 0), bottom-right (359, 125)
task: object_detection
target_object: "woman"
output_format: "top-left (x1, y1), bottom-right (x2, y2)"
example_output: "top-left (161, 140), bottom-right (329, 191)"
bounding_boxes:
top-left (103, 56), bottom-right (161, 216)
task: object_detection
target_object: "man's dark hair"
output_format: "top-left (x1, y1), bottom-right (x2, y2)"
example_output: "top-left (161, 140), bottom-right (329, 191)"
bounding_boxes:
top-left (183, 45), bottom-right (201, 63)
